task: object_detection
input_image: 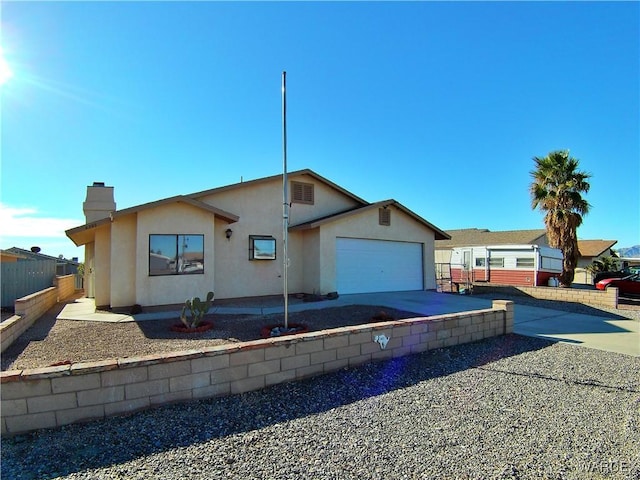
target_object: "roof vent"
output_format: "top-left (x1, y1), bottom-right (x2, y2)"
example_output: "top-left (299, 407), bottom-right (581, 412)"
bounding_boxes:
top-left (92, 182), bottom-right (106, 187)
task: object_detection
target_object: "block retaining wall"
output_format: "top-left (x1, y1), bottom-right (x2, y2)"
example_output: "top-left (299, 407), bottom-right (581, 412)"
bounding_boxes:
top-left (473, 284), bottom-right (618, 309)
top-left (1, 275), bottom-right (77, 353)
top-left (1, 300), bottom-right (513, 436)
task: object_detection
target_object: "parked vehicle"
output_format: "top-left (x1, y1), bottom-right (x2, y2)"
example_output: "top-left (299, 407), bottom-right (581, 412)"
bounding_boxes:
top-left (593, 266), bottom-right (640, 285)
top-left (595, 274), bottom-right (640, 296)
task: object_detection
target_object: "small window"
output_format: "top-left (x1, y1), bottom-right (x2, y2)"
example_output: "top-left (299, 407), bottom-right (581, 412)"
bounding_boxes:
top-left (149, 234), bottom-right (204, 276)
top-left (379, 207), bottom-right (391, 226)
top-left (489, 257), bottom-right (504, 268)
top-left (249, 235), bottom-right (276, 260)
top-left (516, 257), bottom-right (535, 268)
top-left (475, 258), bottom-right (486, 267)
top-left (291, 181), bottom-right (314, 205)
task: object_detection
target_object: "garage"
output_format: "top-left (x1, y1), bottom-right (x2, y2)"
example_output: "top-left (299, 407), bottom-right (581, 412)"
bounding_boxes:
top-left (336, 238), bottom-right (423, 294)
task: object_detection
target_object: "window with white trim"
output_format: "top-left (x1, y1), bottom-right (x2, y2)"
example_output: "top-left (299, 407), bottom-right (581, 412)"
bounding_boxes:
top-left (516, 257), bottom-right (535, 268)
top-left (489, 257), bottom-right (504, 268)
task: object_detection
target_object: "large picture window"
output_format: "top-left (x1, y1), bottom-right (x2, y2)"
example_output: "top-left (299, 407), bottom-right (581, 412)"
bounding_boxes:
top-left (149, 234), bottom-right (204, 275)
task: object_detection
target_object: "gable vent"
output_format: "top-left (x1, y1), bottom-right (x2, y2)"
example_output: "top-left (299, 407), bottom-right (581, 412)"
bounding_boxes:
top-left (379, 207), bottom-right (391, 226)
top-left (292, 181), bottom-right (314, 205)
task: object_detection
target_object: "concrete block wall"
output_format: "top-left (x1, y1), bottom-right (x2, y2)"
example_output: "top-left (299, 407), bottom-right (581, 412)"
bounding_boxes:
top-left (1, 277), bottom-right (80, 353)
top-left (1, 301), bottom-right (513, 436)
top-left (474, 284), bottom-right (618, 309)
top-left (0, 315), bottom-right (27, 354)
top-left (1, 288), bottom-right (59, 354)
top-left (54, 275), bottom-right (77, 302)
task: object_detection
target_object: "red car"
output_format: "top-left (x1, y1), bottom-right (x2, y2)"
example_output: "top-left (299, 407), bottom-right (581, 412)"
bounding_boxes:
top-left (596, 274), bottom-right (640, 296)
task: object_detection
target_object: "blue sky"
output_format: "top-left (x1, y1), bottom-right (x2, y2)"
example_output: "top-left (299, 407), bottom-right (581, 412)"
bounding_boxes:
top-left (1, 1), bottom-right (638, 262)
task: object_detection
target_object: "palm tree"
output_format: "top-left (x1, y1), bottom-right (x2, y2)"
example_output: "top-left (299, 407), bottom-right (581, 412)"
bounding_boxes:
top-left (530, 150), bottom-right (591, 287)
top-left (586, 255), bottom-right (620, 275)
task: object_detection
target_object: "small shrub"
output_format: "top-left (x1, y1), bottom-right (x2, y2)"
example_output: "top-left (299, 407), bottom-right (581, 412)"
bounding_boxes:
top-left (180, 291), bottom-right (215, 328)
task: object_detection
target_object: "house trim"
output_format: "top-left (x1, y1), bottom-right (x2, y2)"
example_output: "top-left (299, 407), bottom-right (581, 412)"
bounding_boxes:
top-left (67, 196), bottom-right (239, 247)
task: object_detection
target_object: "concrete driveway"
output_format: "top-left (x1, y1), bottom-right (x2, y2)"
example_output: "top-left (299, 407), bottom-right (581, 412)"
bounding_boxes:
top-left (287, 290), bottom-right (640, 357)
top-left (58, 290), bottom-right (639, 356)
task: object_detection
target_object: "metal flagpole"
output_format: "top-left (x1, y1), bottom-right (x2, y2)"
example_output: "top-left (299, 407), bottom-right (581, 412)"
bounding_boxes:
top-left (282, 71), bottom-right (289, 329)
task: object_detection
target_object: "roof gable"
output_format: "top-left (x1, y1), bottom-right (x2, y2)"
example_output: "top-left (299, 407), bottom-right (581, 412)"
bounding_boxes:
top-left (66, 196), bottom-right (238, 246)
top-left (188, 169), bottom-right (368, 206)
top-left (577, 239), bottom-right (618, 258)
top-left (289, 199), bottom-right (450, 240)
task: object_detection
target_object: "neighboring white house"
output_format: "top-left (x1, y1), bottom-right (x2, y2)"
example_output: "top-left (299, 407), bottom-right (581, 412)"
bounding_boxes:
top-left (66, 170), bottom-right (450, 308)
top-left (447, 244), bottom-right (563, 287)
top-left (435, 228), bottom-right (562, 288)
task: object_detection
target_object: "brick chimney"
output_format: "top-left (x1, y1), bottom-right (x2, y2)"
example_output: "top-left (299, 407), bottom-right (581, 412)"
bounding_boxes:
top-left (83, 182), bottom-right (116, 223)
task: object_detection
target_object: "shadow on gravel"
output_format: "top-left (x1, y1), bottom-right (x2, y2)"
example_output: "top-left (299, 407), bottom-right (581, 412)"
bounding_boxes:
top-left (1, 334), bottom-right (554, 480)
top-left (134, 306), bottom-right (422, 342)
top-left (0, 301), bottom-right (70, 370)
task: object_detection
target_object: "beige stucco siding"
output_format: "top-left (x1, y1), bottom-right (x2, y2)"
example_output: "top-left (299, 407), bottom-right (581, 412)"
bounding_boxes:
top-left (200, 174), bottom-right (360, 299)
top-left (110, 215), bottom-right (137, 308)
top-left (287, 174), bottom-right (362, 224)
top-left (300, 229), bottom-right (321, 294)
top-left (205, 181), bottom-right (287, 299)
top-left (135, 204), bottom-right (216, 306)
top-left (213, 217), bottom-right (298, 299)
top-left (94, 225), bottom-right (112, 307)
top-left (315, 204), bottom-right (437, 293)
top-left (197, 175), bottom-right (361, 226)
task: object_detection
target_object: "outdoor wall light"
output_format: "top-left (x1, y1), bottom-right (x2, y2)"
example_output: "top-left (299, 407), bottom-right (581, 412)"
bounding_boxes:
top-left (225, 228), bottom-right (233, 240)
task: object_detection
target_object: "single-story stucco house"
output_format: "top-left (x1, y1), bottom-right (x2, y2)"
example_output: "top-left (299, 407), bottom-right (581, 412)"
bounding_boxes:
top-left (66, 170), bottom-right (450, 309)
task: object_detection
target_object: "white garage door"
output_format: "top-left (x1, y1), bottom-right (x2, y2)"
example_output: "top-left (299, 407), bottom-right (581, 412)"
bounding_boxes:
top-left (336, 238), bottom-right (423, 294)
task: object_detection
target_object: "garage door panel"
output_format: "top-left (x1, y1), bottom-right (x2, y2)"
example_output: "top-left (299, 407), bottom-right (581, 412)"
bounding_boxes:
top-left (336, 238), bottom-right (423, 294)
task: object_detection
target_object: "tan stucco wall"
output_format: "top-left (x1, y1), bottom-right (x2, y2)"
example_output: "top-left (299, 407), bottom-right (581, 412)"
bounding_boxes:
top-left (86, 173), bottom-right (442, 306)
top-left (110, 215), bottom-right (137, 308)
top-left (315, 204), bottom-right (437, 293)
top-left (134, 204), bottom-right (216, 306)
top-left (197, 174), bottom-right (361, 226)
top-left (94, 225), bottom-right (111, 307)
top-left (288, 175), bottom-right (362, 225)
top-left (213, 217), bottom-right (294, 299)
top-left (300, 229), bottom-right (321, 294)
top-left (203, 174), bottom-right (361, 299)
top-left (206, 181), bottom-right (289, 299)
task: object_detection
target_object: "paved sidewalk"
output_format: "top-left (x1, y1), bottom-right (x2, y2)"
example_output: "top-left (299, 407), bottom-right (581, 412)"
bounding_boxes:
top-left (57, 291), bottom-right (639, 356)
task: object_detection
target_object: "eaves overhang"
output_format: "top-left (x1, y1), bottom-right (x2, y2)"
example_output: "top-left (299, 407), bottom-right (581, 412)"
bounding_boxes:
top-left (65, 196), bottom-right (239, 247)
top-left (289, 199), bottom-right (450, 240)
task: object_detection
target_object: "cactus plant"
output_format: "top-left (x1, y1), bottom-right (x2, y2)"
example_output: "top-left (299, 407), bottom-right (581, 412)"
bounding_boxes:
top-left (180, 291), bottom-right (214, 328)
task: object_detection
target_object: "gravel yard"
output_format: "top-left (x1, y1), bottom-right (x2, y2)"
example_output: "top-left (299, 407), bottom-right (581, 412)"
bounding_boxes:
top-left (2, 295), bottom-right (639, 479)
top-left (2, 334), bottom-right (639, 479)
top-left (1, 304), bottom-right (421, 371)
